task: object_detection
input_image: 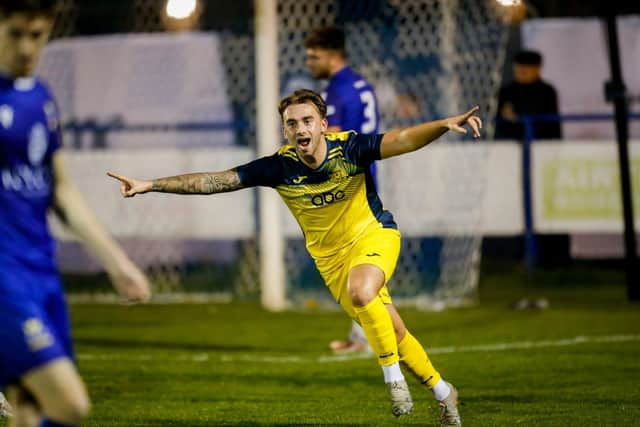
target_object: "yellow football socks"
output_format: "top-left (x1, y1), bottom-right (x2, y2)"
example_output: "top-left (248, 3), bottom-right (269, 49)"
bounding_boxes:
top-left (397, 331), bottom-right (441, 388)
top-left (354, 298), bottom-right (399, 366)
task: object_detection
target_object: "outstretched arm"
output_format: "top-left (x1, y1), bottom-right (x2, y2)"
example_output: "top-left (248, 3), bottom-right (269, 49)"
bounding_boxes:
top-left (52, 152), bottom-right (151, 303)
top-left (107, 169), bottom-right (244, 197)
top-left (380, 106), bottom-right (482, 159)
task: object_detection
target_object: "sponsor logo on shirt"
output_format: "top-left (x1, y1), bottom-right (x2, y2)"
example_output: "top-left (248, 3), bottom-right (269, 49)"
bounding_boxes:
top-left (1, 122), bottom-right (52, 196)
top-left (309, 190), bottom-right (345, 206)
top-left (1, 165), bottom-right (52, 196)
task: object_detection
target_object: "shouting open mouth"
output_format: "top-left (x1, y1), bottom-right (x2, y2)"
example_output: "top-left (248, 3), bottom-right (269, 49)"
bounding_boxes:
top-left (297, 137), bottom-right (311, 148)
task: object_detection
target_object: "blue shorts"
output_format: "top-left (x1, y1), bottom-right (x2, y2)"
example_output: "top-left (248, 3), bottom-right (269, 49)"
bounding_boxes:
top-left (0, 266), bottom-right (74, 389)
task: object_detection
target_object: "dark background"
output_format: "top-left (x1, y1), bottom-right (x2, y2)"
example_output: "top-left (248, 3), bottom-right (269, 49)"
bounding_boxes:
top-left (66, 0), bottom-right (640, 37)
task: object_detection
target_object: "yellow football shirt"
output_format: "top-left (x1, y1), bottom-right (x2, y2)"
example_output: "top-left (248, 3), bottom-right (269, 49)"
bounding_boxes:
top-left (236, 131), bottom-right (397, 260)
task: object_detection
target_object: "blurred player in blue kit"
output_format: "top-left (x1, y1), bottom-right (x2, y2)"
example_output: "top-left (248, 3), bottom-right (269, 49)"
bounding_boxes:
top-left (304, 26), bottom-right (379, 354)
top-left (108, 89), bottom-right (481, 425)
top-left (0, 2), bottom-right (151, 426)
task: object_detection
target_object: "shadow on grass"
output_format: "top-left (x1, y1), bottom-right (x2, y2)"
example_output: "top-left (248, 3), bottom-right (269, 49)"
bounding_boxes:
top-left (139, 422), bottom-right (371, 427)
top-left (218, 424), bottom-right (371, 427)
top-left (75, 337), bottom-right (263, 352)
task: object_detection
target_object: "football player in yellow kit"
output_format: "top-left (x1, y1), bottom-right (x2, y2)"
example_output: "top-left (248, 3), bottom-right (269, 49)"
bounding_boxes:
top-left (107, 89), bottom-right (481, 426)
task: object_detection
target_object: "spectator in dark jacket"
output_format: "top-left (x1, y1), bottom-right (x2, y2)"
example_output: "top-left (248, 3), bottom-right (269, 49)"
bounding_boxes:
top-left (496, 50), bottom-right (562, 140)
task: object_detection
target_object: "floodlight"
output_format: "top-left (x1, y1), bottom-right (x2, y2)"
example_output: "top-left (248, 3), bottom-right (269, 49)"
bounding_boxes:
top-left (166, 0), bottom-right (197, 20)
top-left (162, 0), bottom-right (201, 32)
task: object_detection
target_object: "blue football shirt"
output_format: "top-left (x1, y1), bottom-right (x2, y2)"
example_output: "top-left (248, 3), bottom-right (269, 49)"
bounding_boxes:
top-left (0, 74), bottom-right (61, 277)
top-left (323, 66), bottom-right (379, 135)
top-left (323, 66), bottom-right (380, 186)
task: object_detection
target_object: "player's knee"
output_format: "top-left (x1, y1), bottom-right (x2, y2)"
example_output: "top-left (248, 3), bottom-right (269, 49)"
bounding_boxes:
top-left (348, 265), bottom-right (385, 307)
top-left (348, 283), bottom-right (376, 307)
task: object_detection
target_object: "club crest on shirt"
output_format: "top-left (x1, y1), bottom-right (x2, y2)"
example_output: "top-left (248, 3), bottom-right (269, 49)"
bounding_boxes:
top-left (330, 169), bottom-right (348, 182)
top-left (22, 318), bottom-right (54, 352)
top-left (28, 123), bottom-right (49, 166)
top-left (0, 105), bottom-right (13, 129)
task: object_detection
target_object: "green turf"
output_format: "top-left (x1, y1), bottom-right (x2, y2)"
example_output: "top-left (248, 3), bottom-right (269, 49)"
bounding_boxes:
top-left (3, 263), bottom-right (640, 426)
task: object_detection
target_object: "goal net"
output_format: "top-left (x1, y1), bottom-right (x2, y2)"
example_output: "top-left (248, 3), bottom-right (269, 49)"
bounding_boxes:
top-left (43, 0), bottom-right (509, 308)
top-left (278, 0), bottom-right (508, 309)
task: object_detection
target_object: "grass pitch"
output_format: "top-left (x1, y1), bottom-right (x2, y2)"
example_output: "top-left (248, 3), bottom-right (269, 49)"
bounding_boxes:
top-left (3, 263), bottom-right (639, 426)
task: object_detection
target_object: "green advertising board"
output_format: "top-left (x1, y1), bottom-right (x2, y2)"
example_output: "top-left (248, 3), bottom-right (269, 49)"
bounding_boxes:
top-left (542, 158), bottom-right (640, 220)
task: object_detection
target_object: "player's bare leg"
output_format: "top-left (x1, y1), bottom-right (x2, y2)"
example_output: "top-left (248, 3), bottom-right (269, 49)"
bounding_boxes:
top-left (5, 386), bottom-right (40, 427)
top-left (18, 358), bottom-right (91, 427)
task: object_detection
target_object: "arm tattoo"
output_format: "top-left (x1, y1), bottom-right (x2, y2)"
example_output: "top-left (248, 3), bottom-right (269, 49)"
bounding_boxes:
top-left (151, 170), bottom-right (243, 194)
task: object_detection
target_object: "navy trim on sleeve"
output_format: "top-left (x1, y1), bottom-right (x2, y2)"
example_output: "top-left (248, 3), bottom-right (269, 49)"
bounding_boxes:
top-left (235, 154), bottom-right (283, 188)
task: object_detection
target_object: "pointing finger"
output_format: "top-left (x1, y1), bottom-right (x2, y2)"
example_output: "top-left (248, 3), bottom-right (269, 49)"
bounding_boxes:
top-left (463, 105), bottom-right (480, 121)
top-left (107, 171), bottom-right (127, 182)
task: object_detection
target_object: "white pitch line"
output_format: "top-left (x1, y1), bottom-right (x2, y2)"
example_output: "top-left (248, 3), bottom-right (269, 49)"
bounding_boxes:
top-left (425, 334), bottom-right (640, 355)
top-left (77, 334), bottom-right (640, 364)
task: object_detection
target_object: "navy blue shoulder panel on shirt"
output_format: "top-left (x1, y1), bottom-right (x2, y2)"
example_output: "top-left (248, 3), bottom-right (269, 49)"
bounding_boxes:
top-left (341, 132), bottom-right (383, 167)
top-left (236, 153), bottom-right (287, 188)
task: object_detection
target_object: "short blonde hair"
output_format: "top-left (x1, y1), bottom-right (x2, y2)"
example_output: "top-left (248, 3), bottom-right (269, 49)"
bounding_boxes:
top-left (277, 89), bottom-right (327, 120)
